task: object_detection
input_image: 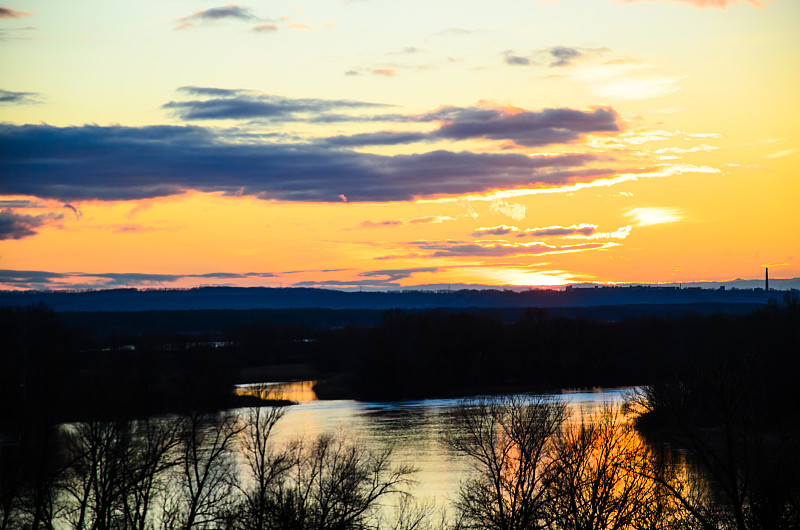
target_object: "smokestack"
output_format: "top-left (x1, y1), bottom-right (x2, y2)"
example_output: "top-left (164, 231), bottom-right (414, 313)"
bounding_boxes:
top-left (766, 267), bottom-right (769, 292)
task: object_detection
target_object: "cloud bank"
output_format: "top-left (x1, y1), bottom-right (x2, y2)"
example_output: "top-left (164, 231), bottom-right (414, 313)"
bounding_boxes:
top-left (0, 123), bottom-right (634, 203)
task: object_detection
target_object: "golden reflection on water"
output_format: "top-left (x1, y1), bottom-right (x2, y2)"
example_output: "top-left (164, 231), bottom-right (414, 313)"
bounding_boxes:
top-left (235, 380), bottom-right (319, 403)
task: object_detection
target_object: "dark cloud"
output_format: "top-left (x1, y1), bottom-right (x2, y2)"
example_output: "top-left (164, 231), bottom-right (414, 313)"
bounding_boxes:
top-left (359, 267), bottom-right (440, 281)
top-left (0, 269), bottom-right (276, 289)
top-left (0, 88), bottom-right (39, 105)
top-left (504, 54), bottom-right (531, 66)
top-left (164, 88), bottom-right (388, 121)
top-left (0, 7), bottom-right (31, 18)
top-left (548, 46), bottom-right (581, 67)
top-left (0, 123), bottom-right (631, 202)
top-left (0, 270), bottom-right (67, 286)
top-left (177, 86), bottom-right (246, 97)
top-left (427, 106), bottom-right (620, 147)
top-left (177, 5), bottom-right (256, 28)
top-left (63, 203), bottom-right (82, 219)
top-left (0, 209), bottom-right (62, 240)
top-left (292, 279), bottom-right (401, 289)
top-left (164, 90), bottom-right (621, 150)
top-left (0, 199), bottom-right (41, 208)
top-left (535, 46), bottom-right (609, 67)
top-left (314, 105), bottom-right (621, 148)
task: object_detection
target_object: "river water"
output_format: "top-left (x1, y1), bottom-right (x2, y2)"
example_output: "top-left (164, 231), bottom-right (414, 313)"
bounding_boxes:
top-left (234, 381), bottom-right (635, 508)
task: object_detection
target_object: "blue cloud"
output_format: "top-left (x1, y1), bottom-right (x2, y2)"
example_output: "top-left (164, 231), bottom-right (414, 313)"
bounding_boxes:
top-left (0, 123), bottom-right (628, 203)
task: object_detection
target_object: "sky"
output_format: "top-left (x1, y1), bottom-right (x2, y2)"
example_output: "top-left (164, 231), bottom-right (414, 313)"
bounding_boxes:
top-left (0, 0), bottom-right (798, 291)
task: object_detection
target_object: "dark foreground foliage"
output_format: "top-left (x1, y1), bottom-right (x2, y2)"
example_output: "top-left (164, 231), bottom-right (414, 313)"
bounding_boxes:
top-left (1, 298), bottom-right (799, 529)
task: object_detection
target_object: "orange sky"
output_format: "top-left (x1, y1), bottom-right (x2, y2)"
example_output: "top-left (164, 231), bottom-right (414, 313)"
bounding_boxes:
top-left (1, 0), bottom-right (798, 290)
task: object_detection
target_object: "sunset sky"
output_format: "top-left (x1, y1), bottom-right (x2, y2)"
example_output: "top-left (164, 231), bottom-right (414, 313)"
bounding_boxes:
top-left (1, 0), bottom-right (798, 290)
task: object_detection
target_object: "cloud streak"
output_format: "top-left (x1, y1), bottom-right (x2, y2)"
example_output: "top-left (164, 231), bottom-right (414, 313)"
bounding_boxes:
top-left (0, 88), bottom-right (39, 105)
top-left (471, 224), bottom-right (600, 238)
top-left (412, 240), bottom-right (611, 258)
top-left (164, 87), bottom-right (388, 121)
top-left (0, 7), bottom-right (31, 18)
top-left (0, 269), bottom-right (276, 290)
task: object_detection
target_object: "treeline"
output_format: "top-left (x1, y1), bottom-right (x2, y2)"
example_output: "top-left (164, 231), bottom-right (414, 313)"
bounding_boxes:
top-left (2, 298), bottom-right (799, 417)
top-left (343, 297), bottom-right (800, 400)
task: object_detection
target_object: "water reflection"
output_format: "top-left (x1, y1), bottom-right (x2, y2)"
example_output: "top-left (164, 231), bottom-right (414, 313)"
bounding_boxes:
top-left (236, 383), bottom-right (634, 506)
top-left (235, 379), bottom-right (319, 403)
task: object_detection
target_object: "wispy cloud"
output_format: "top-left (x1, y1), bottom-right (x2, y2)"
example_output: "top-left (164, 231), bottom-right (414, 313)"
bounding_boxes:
top-left (0, 7), bottom-right (31, 18)
top-left (596, 75), bottom-right (684, 100)
top-left (164, 87), bottom-right (388, 121)
top-left (0, 209), bottom-right (62, 240)
top-left (0, 88), bottom-right (40, 105)
top-left (412, 240), bottom-right (612, 258)
top-left (503, 46), bottom-right (609, 68)
top-left (764, 147), bottom-right (799, 160)
top-left (360, 216), bottom-right (454, 227)
top-left (251, 22), bottom-right (278, 32)
top-left (471, 225), bottom-right (518, 236)
top-left (359, 267), bottom-right (440, 281)
top-left (519, 224), bottom-right (599, 237)
top-left (489, 200), bottom-right (526, 221)
top-left (471, 224), bottom-right (602, 238)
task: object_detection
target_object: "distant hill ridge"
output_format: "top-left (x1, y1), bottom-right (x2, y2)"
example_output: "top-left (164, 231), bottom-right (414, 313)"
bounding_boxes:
top-left (0, 284), bottom-right (793, 312)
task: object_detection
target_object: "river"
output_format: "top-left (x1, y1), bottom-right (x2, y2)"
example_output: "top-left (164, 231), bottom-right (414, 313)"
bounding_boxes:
top-left (234, 381), bottom-right (635, 508)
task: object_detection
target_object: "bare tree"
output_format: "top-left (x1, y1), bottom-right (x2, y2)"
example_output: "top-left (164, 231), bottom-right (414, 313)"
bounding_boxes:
top-left (257, 433), bottom-right (416, 530)
top-left (61, 420), bottom-right (134, 530)
top-left (236, 403), bottom-right (288, 530)
top-left (631, 366), bottom-right (800, 530)
top-left (164, 411), bottom-right (243, 530)
top-left (120, 418), bottom-right (182, 530)
top-left (449, 395), bottom-right (568, 530)
top-left (548, 406), bottom-right (671, 530)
